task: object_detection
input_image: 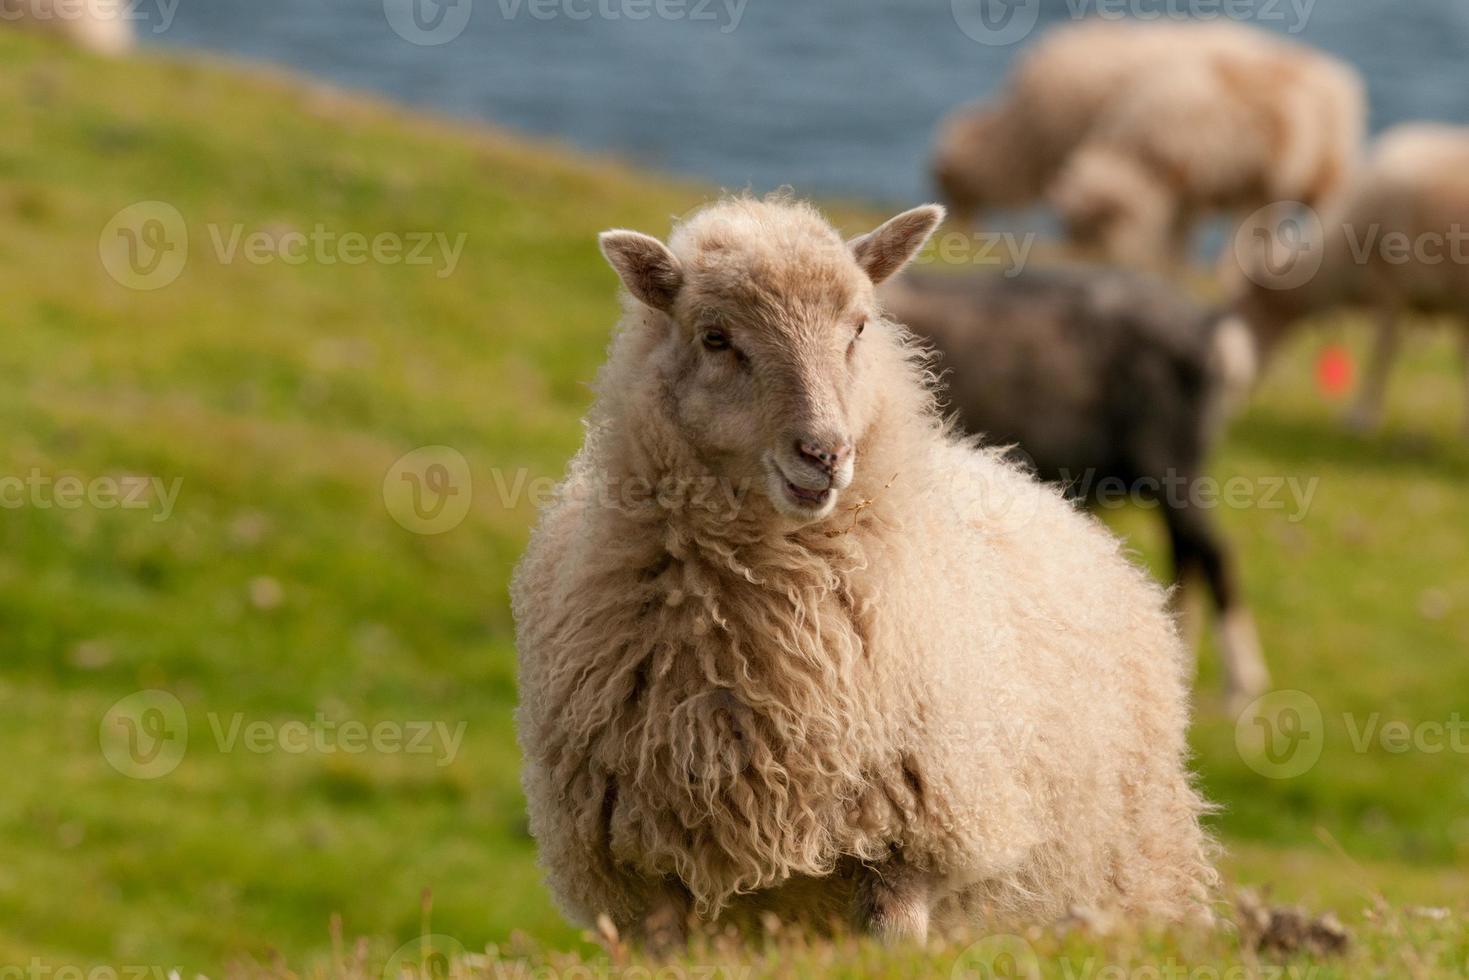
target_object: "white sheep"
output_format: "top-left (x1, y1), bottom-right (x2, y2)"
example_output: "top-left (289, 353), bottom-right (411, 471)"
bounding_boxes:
top-left (1235, 124), bottom-right (1469, 436)
top-left (1, 0), bottom-right (134, 55)
top-left (881, 265), bottom-right (1269, 712)
top-left (932, 19), bottom-right (1255, 225)
top-left (932, 19), bottom-right (1364, 271)
top-left (512, 195), bottom-right (1216, 947)
top-left (1048, 34), bottom-right (1364, 272)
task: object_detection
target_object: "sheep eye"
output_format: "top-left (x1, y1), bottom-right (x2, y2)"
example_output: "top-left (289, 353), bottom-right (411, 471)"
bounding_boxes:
top-left (702, 329), bottom-right (731, 352)
top-left (855, 321), bottom-right (866, 338)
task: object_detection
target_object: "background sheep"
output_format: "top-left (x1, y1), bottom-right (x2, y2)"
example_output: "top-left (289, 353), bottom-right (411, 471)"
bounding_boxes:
top-left (0, 0), bottom-right (133, 54)
top-left (1235, 124), bottom-right (1469, 436)
top-left (1048, 38), bottom-right (1364, 272)
top-left (881, 267), bottom-right (1268, 710)
top-left (512, 196), bottom-right (1216, 947)
top-left (930, 19), bottom-right (1254, 228)
top-left (932, 19), bottom-right (1364, 271)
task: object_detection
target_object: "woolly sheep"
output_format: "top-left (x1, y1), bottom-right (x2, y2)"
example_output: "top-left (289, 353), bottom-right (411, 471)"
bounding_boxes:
top-left (931, 19), bottom-right (1258, 226)
top-left (932, 20), bottom-right (1364, 271)
top-left (1048, 34), bottom-right (1364, 272)
top-left (0, 0), bottom-right (134, 55)
top-left (512, 196), bottom-right (1216, 947)
top-left (881, 266), bottom-right (1268, 711)
top-left (1235, 124), bottom-right (1469, 436)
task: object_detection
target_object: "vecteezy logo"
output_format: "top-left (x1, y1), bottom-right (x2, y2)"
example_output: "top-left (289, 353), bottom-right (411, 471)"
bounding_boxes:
top-left (100, 690), bottom-right (189, 779)
top-left (1235, 689), bottom-right (1324, 779)
top-left (383, 446), bottom-right (473, 534)
top-left (99, 202), bottom-right (189, 290)
top-left (405, 464), bottom-right (459, 520)
top-left (953, 444), bottom-right (1042, 533)
top-left (1234, 201), bottom-right (1325, 291)
top-left (952, 934), bottom-right (1041, 980)
top-left (384, 0), bottom-right (472, 45)
top-left (383, 934), bottom-right (467, 980)
top-left (950, 0), bottom-right (1041, 46)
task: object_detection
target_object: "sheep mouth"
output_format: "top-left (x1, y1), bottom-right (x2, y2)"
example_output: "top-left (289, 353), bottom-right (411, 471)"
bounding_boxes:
top-left (764, 454), bottom-right (842, 521)
top-left (782, 479), bottom-right (832, 509)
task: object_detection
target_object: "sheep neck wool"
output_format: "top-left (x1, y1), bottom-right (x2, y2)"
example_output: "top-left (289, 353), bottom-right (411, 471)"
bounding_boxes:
top-left (516, 306), bottom-right (934, 918)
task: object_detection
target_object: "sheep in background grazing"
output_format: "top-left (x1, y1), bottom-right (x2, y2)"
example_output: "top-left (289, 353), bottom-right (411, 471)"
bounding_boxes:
top-left (513, 195), bottom-right (1216, 948)
top-left (931, 19), bottom-right (1364, 271)
top-left (932, 19), bottom-right (1264, 227)
top-left (930, 20), bottom-right (1174, 226)
top-left (1048, 39), bottom-right (1364, 272)
top-left (1235, 124), bottom-right (1469, 437)
top-left (1, 0), bottom-right (134, 55)
top-left (881, 267), bottom-right (1268, 710)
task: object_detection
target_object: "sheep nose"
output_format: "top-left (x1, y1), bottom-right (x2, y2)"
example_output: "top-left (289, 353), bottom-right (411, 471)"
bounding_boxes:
top-left (796, 438), bottom-right (851, 474)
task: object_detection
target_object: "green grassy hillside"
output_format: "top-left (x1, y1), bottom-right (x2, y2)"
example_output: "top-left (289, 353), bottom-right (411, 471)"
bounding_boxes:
top-left (2, 31), bottom-right (1466, 977)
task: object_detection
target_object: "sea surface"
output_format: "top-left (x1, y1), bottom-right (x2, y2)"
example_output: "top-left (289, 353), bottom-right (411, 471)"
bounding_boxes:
top-left (142, 0), bottom-right (1469, 205)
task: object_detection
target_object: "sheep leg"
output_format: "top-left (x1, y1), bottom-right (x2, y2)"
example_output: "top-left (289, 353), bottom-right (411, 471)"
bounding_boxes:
top-left (1164, 499), bottom-right (1269, 711)
top-left (856, 858), bottom-right (932, 944)
top-left (1164, 515), bottom-right (1209, 678)
top-left (1347, 306), bottom-right (1401, 433)
top-left (638, 884), bottom-right (691, 955)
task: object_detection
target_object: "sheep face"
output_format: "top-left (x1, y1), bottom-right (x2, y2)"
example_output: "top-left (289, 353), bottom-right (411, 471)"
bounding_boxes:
top-left (599, 199), bottom-right (942, 526)
top-left (931, 105), bottom-right (1046, 225)
top-left (932, 107), bottom-right (1009, 226)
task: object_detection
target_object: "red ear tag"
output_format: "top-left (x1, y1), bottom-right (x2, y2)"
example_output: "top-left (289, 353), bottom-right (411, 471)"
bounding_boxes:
top-left (1316, 344), bottom-right (1353, 399)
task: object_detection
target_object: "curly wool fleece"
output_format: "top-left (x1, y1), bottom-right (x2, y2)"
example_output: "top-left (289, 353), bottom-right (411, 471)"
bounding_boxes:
top-left (513, 196), bottom-right (1217, 941)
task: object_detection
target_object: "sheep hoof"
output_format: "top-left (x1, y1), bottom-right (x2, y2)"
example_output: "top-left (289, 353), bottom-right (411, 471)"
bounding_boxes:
top-left (857, 863), bottom-right (932, 945)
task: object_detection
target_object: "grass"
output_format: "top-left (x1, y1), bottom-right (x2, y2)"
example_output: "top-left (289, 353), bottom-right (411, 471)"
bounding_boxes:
top-left (1, 30), bottom-right (1467, 978)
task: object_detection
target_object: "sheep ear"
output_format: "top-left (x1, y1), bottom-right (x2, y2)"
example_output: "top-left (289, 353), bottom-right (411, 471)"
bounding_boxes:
top-left (598, 230), bottom-right (683, 313)
top-left (849, 204), bottom-right (945, 285)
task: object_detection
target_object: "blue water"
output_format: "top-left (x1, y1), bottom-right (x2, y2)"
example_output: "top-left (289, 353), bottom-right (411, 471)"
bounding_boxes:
top-left (140, 0), bottom-right (1469, 205)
